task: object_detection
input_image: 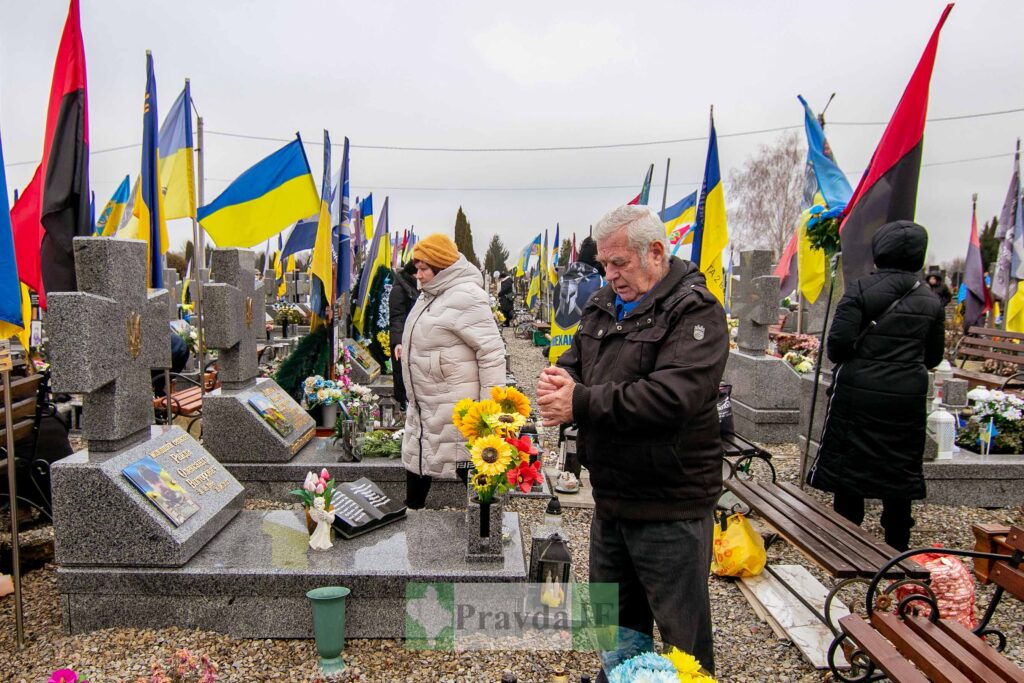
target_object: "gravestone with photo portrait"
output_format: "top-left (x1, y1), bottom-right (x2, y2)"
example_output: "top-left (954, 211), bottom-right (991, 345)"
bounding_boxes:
top-left (47, 237), bottom-right (244, 567)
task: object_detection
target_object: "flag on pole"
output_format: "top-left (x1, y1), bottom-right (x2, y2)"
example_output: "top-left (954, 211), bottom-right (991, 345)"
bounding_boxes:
top-left (335, 136), bottom-right (352, 297)
top-left (839, 4), bottom-right (953, 285)
top-left (774, 229), bottom-right (799, 298)
top-left (963, 195), bottom-right (992, 330)
top-left (197, 137), bottom-right (320, 248)
top-left (691, 109), bottom-right (729, 304)
top-left (355, 197), bottom-right (390, 336)
top-left (158, 81), bottom-right (196, 220)
top-left (660, 191), bottom-right (698, 255)
top-left (309, 130), bottom-right (334, 323)
top-left (992, 139), bottom-right (1020, 302)
top-left (361, 194), bottom-right (374, 243)
top-left (548, 223), bottom-right (560, 285)
top-left (136, 51), bottom-right (169, 288)
top-left (515, 234), bottom-right (542, 276)
top-left (627, 164), bottom-right (655, 206)
top-left (96, 175), bottom-right (130, 237)
top-left (0, 128), bottom-right (30, 350)
top-left (10, 0), bottom-right (90, 307)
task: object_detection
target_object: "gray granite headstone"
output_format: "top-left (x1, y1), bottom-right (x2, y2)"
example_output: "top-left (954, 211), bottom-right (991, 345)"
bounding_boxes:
top-left (163, 268), bottom-right (180, 321)
top-left (342, 337), bottom-right (381, 384)
top-left (733, 250), bottom-right (778, 354)
top-left (51, 425), bottom-right (244, 567)
top-left (47, 238), bottom-right (171, 453)
top-left (204, 248), bottom-right (266, 390)
top-left (942, 378), bottom-right (969, 408)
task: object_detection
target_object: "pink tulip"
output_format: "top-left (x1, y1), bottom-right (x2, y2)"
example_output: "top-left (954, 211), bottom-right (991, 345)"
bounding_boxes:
top-left (315, 482), bottom-right (325, 494)
top-left (320, 468), bottom-right (330, 481)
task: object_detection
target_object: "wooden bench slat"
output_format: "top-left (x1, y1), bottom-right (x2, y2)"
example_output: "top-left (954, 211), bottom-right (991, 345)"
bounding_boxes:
top-left (0, 418), bottom-right (34, 445)
top-left (1, 374), bottom-right (42, 404)
top-left (839, 614), bottom-right (930, 683)
top-left (902, 615), bottom-right (1009, 683)
top-left (956, 347), bottom-right (1024, 367)
top-left (1005, 526), bottom-right (1024, 553)
top-left (958, 336), bottom-right (1024, 355)
top-left (766, 482), bottom-right (898, 571)
top-left (991, 561), bottom-right (1024, 602)
top-left (966, 326), bottom-right (1024, 342)
top-left (9, 396), bottom-right (36, 423)
top-left (973, 524), bottom-right (1013, 584)
top-left (724, 478), bottom-right (860, 577)
top-left (871, 612), bottom-right (973, 683)
top-left (933, 618), bottom-right (1024, 683)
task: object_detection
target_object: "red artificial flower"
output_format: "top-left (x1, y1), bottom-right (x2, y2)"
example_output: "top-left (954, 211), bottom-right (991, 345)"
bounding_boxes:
top-left (506, 460), bottom-right (543, 493)
top-left (505, 435), bottom-right (538, 458)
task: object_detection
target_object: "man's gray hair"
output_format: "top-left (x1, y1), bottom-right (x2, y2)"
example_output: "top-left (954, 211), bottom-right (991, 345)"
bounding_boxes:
top-left (593, 204), bottom-right (668, 261)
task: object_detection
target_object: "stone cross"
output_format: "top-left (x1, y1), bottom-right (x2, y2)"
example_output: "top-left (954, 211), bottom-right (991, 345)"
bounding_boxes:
top-left (204, 249), bottom-right (268, 390)
top-left (163, 267), bottom-right (180, 321)
top-left (733, 250), bottom-right (778, 355)
top-left (47, 237), bottom-right (170, 453)
top-left (263, 268), bottom-right (277, 310)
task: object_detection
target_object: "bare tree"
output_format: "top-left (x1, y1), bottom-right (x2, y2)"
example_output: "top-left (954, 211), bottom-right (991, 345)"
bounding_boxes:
top-left (728, 132), bottom-right (804, 260)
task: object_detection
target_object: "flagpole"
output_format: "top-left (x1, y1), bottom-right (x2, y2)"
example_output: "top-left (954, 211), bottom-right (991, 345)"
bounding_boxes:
top-left (661, 158), bottom-right (671, 213)
top-left (799, 252), bottom-right (839, 488)
top-left (194, 110), bottom-right (207, 398)
top-left (2, 341), bottom-right (24, 648)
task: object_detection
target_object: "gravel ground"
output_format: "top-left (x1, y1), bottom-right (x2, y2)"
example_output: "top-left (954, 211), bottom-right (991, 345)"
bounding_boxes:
top-left (1, 328), bottom-right (1021, 682)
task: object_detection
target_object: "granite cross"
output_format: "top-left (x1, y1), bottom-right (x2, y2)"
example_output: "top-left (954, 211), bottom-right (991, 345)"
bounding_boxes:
top-left (163, 267), bottom-right (180, 321)
top-left (734, 249), bottom-right (779, 355)
top-left (47, 237), bottom-right (171, 453)
top-left (204, 248), bottom-right (268, 390)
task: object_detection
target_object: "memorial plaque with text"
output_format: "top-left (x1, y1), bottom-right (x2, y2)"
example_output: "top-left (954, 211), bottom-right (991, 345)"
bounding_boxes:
top-left (330, 477), bottom-right (407, 539)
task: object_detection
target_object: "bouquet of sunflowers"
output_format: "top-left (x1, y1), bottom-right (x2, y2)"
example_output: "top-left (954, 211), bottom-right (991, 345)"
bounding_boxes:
top-left (453, 386), bottom-right (542, 504)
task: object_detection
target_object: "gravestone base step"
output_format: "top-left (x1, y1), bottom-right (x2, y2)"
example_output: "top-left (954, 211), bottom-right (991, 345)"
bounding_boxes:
top-left (58, 509), bottom-right (527, 639)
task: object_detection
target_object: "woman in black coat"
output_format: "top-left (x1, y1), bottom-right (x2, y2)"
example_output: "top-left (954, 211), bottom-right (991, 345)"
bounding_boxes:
top-left (807, 221), bottom-right (945, 551)
top-left (389, 260), bottom-right (419, 408)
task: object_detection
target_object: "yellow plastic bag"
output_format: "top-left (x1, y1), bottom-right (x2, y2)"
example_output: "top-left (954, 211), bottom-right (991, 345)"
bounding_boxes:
top-left (711, 511), bottom-right (766, 578)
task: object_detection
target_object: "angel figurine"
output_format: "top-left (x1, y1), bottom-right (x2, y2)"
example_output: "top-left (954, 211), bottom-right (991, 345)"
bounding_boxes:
top-left (308, 497), bottom-right (335, 551)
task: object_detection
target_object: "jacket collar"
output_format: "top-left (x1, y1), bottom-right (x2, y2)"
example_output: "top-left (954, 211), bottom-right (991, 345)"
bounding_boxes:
top-left (589, 257), bottom-right (701, 320)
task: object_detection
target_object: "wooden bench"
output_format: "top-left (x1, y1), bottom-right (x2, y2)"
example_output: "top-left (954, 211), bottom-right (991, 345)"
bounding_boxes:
top-left (722, 459), bottom-right (928, 634)
top-left (0, 374), bottom-right (44, 466)
top-left (952, 326), bottom-right (1024, 391)
top-left (152, 371), bottom-right (218, 437)
top-left (834, 525), bottom-right (1024, 682)
top-left (973, 524), bottom-right (1013, 584)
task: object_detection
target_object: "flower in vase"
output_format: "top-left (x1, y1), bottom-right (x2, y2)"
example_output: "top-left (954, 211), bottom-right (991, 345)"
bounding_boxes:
top-left (320, 468), bottom-right (330, 481)
top-left (506, 435), bottom-right (538, 460)
top-left (452, 398), bottom-right (475, 430)
top-left (664, 648), bottom-right (702, 677)
top-left (486, 410), bottom-right (527, 437)
top-left (470, 435), bottom-right (514, 477)
top-left (315, 481), bottom-right (325, 495)
top-left (458, 400), bottom-right (500, 440)
top-left (471, 471), bottom-right (493, 496)
top-left (303, 472), bottom-right (318, 492)
top-left (506, 460), bottom-right (543, 493)
top-left (491, 385), bottom-right (531, 418)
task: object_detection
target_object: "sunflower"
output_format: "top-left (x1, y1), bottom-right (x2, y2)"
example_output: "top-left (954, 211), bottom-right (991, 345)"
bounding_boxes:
top-left (458, 400), bottom-right (500, 440)
top-left (470, 435), bottom-right (514, 477)
top-left (492, 386), bottom-right (531, 418)
top-left (452, 398), bottom-right (475, 430)
top-left (486, 411), bottom-right (527, 437)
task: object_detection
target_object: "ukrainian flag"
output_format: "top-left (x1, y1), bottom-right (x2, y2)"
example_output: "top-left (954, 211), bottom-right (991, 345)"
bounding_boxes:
top-left (197, 137), bottom-right (320, 248)
top-left (136, 51), bottom-right (168, 288)
top-left (660, 191), bottom-right (697, 254)
top-left (515, 234), bottom-right (541, 277)
top-left (548, 224), bottom-right (560, 285)
top-left (309, 130), bottom-right (334, 325)
top-left (158, 81), bottom-right (196, 220)
top-left (96, 175), bottom-right (130, 237)
top-left (691, 110), bottom-right (729, 305)
top-left (354, 196), bottom-right (391, 336)
top-left (0, 128), bottom-right (30, 351)
top-left (361, 194), bottom-right (374, 243)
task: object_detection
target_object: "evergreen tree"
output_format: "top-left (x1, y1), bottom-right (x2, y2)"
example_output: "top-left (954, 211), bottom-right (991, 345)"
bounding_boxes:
top-left (558, 239), bottom-right (572, 266)
top-left (484, 234), bottom-right (510, 274)
top-left (453, 206), bottom-right (481, 268)
top-left (980, 216), bottom-right (999, 273)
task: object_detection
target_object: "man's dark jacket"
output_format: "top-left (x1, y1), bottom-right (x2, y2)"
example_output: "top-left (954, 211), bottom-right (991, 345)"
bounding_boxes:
top-left (808, 221), bottom-right (945, 500)
top-left (556, 257), bottom-right (728, 521)
top-left (389, 267), bottom-right (419, 346)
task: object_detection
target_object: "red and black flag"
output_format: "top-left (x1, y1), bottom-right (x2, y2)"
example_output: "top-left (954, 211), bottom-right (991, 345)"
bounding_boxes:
top-left (10, 0), bottom-right (89, 307)
top-left (839, 3), bottom-right (952, 286)
top-left (963, 195), bottom-right (992, 330)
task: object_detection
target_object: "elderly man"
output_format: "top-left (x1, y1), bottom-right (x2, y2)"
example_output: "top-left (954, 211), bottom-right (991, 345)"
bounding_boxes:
top-left (537, 204), bottom-right (728, 675)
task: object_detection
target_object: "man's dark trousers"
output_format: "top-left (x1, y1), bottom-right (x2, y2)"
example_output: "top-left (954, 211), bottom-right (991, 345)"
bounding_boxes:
top-left (590, 514), bottom-right (715, 680)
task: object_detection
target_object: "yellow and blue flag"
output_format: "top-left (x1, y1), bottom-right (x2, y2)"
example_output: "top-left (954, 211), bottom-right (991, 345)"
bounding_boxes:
top-left (197, 136), bottom-right (320, 248)
top-left (0, 128), bottom-right (30, 350)
top-left (796, 95), bottom-right (853, 304)
top-left (661, 191), bottom-right (698, 255)
top-left (136, 51), bottom-right (168, 288)
top-left (515, 234), bottom-right (542, 276)
top-left (96, 175), bottom-right (130, 237)
top-left (355, 197), bottom-right (391, 336)
top-left (361, 194), bottom-right (374, 243)
top-left (335, 137), bottom-right (353, 296)
top-left (158, 81), bottom-right (196, 220)
top-left (691, 109), bottom-right (729, 304)
top-left (548, 223), bottom-right (560, 285)
top-left (309, 130), bottom-right (335, 323)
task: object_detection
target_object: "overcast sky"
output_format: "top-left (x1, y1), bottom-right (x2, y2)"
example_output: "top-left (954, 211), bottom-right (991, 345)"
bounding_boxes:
top-left (2, 0), bottom-right (1022, 266)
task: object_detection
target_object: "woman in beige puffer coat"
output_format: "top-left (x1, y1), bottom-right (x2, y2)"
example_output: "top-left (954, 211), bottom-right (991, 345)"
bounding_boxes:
top-left (400, 234), bottom-right (505, 508)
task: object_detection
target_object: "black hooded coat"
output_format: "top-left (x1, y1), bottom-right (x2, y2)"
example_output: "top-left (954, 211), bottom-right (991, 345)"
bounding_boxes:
top-left (808, 221), bottom-right (945, 500)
